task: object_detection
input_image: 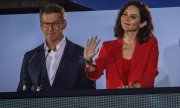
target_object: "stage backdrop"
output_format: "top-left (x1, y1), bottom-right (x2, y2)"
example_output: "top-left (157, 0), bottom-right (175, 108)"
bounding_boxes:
top-left (0, 7), bottom-right (180, 92)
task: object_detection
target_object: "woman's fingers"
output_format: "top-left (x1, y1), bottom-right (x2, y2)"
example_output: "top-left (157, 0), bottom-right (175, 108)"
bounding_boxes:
top-left (86, 36), bottom-right (100, 48)
top-left (86, 38), bottom-right (90, 46)
top-left (89, 36), bottom-right (94, 44)
top-left (93, 36), bottom-right (98, 44)
top-left (95, 47), bottom-right (99, 54)
top-left (95, 38), bottom-right (100, 48)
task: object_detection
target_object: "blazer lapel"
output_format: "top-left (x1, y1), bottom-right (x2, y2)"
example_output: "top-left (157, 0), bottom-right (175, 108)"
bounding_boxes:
top-left (113, 39), bottom-right (123, 82)
top-left (129, 40), bottom-right (140, 80)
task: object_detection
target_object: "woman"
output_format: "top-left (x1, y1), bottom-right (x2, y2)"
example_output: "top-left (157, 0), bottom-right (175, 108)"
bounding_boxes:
top-left (84, 1), bottom-right (159, 89)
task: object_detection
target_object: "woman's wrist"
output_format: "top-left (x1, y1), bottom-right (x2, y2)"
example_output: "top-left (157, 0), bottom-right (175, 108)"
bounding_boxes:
top-left (83, 58), bottom-right (93, 64)
top-left (83, 57), bottom-right (96, 69)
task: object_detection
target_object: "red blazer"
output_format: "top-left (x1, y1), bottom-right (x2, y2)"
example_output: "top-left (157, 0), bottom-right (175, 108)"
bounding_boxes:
top-left (86, 36), bottom-right (159, 89)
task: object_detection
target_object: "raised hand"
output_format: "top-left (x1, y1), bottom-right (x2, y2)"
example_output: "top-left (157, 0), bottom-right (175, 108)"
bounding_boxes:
top-left (84, 36), bottom-right (100, 61)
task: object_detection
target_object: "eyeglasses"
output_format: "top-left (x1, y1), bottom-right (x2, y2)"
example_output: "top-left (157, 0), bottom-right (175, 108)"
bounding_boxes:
top-left (41, 21), bottom-right (61, 28)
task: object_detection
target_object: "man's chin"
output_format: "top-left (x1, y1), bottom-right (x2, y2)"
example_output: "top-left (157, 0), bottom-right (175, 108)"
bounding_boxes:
top-left (47, 34), bottom-right (56, 37)
top-left (46, 38), bottom-right (56, 43)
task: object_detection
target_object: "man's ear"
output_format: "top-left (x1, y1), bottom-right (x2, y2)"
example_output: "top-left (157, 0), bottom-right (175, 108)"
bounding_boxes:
top-left (62, 19), bottom-right (67, 30)
top-left (140, 21), bottom-right (147, 28)
top-left (40, 22), bottom-right (43, 30)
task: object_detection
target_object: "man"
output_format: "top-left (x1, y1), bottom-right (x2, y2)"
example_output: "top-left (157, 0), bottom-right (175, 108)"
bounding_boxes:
top-left (17, 3), bottom-right (95, 92)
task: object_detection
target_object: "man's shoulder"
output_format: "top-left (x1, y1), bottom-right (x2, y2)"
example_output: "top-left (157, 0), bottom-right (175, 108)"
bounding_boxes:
top-left (25, 44), bottom-right (44, 55)
top-left (66, 38), bottom-right (84, 51)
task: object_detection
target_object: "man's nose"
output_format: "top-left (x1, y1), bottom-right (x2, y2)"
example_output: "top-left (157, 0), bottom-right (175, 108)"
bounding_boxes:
top-left (48, 24), bottom-right (54, 31)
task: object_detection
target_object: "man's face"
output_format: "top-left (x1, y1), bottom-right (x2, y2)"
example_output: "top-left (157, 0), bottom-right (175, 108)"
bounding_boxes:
top-left (40, 13), bottom-right (66, 45)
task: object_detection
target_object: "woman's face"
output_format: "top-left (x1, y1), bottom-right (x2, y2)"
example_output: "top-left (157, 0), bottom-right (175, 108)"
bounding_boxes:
top-left (121, 5), bottom-right (142, 32)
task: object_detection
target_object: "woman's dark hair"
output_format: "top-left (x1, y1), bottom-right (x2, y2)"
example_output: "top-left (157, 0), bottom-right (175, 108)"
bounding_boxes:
top-left (114, 1), bottom-right (154, 44)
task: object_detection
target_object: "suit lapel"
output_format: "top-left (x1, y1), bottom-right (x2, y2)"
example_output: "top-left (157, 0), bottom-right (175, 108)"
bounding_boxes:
top-left (52, 38), bottom-right (72, 87)
top-left (38, 47), bottom-right (52, 88)
top-left (28, 45), bottom-right (47, 86)
top-left (36, 45), bottom-right (52, 87)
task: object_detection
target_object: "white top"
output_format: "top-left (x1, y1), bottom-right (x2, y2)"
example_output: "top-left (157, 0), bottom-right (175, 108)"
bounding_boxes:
top-left (44, 36), bottom-right (66, 86)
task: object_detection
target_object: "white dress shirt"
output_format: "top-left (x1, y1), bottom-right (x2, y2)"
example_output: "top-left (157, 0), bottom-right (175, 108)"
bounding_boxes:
top-left (44, 36), bottom-right (66, 86)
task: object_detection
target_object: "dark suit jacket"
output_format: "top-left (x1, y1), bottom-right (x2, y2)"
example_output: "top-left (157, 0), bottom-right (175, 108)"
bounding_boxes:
top-left (17, 38), bottom-right (95, 92)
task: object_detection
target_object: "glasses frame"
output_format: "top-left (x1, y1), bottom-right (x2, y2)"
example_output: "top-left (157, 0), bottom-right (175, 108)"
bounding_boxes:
top-left (41, 21), bottom-right (62, 28)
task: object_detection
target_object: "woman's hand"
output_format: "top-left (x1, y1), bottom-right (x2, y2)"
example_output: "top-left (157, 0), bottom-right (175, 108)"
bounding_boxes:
top-left (84, 36), bottom-right (100, 61)
top-left (122, 82), bottom-right (141, 89)
top-left (131, 82), bottom-right (141, 88)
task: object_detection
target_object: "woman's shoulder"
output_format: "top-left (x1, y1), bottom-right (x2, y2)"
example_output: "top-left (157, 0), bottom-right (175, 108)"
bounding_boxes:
top-left (102, 38), bottom-right (122, 46)
top-left (147, 35), bottom-right (158, 44)
top-left (140, 35), bottom-right (158, 48)
top-left (142, 35), bottom-right (158, 45)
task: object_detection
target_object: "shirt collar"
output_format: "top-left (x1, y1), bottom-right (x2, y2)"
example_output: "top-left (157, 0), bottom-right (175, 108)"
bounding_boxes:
top-left (44, 36), bottom-right (66, 51)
